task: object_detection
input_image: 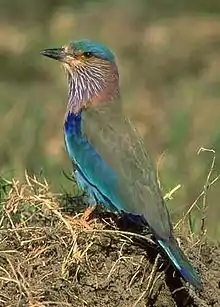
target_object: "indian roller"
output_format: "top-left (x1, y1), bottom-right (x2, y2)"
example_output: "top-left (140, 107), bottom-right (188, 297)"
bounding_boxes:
top-left (41, 39), bottom-right (203, 290)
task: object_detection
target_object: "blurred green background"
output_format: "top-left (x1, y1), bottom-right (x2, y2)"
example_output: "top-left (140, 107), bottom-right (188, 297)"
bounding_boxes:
top-left (1, 0), bottom-right (220, 239)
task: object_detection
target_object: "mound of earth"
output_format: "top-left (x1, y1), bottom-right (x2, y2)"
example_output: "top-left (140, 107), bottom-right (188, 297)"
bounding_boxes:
top-left (0, 178), bottom-right (219, 307)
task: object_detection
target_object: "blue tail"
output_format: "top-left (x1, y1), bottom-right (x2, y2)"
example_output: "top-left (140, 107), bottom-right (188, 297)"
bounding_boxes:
top-left (158, 238), bottom-right (203, 290)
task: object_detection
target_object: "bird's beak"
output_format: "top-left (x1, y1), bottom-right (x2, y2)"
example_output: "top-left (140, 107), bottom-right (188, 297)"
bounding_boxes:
top-left (40, 48), bottom-right (65, 61)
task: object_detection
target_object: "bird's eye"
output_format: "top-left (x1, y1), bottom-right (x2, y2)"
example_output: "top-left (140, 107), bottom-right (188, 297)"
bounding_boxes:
top-left (84, 52), bottom-right (93, 57)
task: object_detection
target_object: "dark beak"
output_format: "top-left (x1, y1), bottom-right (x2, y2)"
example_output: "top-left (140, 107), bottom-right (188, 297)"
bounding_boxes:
top-left (40, 48), bottom-right (65, 61)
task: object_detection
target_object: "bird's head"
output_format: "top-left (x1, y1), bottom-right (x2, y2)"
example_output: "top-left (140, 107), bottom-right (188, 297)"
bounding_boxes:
top-left (41, 39), bottom-right (119, 113)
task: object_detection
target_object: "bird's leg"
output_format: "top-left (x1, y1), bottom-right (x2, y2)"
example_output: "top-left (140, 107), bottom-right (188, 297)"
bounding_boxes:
top-left (82, 205), bottom-right (97, 221)
top-left (79, 205), bottom-right (97, 229)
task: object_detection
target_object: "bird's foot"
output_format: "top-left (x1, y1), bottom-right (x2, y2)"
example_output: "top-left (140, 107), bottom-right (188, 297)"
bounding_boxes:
top-left (80, 205), bottom-right (97, 229)
top-left (83, 205), bottom-right (97, 221)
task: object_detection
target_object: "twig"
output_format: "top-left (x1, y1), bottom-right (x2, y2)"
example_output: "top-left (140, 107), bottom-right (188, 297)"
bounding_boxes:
top-left (107, 241), bottom-right (131, 280)
top-left (156, 151), bottom-right (167, 189)
top-left (174, 175), bottom-right (220, 230)
top-left (132, 254), bottom-right (160, 307)
top-left (164, 184), bottom-right (181, 201)
top-left (84, 228), bottom-right (155, 245)
top-left (146, 254), bottom-right (160, 295)
top-left (197, 147), bottom-right (216, 237)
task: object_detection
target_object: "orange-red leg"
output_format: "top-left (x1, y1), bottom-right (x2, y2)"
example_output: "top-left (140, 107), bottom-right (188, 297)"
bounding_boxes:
top-left (80, 205), bottom-right (97, 228)
top-left (82, 205), bottom-right (97, 221)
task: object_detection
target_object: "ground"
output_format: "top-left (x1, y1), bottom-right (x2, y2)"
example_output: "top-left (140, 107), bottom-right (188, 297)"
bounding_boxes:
top-left (0, 176), bottom-right (219, 307)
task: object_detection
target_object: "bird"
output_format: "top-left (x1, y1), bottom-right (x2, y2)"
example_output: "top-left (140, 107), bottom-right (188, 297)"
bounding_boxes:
top-left (40, 39), bottom-right (203, 290)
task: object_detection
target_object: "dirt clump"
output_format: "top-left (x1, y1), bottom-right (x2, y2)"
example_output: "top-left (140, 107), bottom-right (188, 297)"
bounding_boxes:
top-left (0, 177), bottom-right (219, 307)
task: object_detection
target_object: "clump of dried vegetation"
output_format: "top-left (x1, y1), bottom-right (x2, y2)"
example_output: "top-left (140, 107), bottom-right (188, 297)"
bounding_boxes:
top-left (0, 150), bottom-right (220, 307)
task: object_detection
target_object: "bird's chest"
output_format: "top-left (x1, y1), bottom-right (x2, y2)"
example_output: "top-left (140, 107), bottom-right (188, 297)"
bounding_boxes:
top-left (64, 111), bottom-right (89, 164)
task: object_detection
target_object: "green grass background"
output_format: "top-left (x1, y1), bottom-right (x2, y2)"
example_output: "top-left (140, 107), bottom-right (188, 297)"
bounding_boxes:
top-left (1, 0), bottom-right (220, 239)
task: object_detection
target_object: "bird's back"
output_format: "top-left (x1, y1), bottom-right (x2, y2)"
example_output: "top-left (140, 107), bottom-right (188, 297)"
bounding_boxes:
top-left (78, 102), bottom-right (172, 241)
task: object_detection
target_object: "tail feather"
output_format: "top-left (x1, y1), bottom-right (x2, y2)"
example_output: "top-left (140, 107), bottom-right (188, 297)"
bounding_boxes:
top-left (158, 238), bottom-right (203, 290)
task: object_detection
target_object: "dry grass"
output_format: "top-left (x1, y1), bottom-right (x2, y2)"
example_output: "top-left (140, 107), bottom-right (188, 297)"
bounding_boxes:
top-left (0, 173), bottom-right (219, 306)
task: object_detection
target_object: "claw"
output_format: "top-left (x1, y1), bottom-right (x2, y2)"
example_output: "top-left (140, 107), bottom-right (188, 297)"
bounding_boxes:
top-left (82, 205), bottom-right (97, 221)
top-left (80, 205), bottom-right (97, 229)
